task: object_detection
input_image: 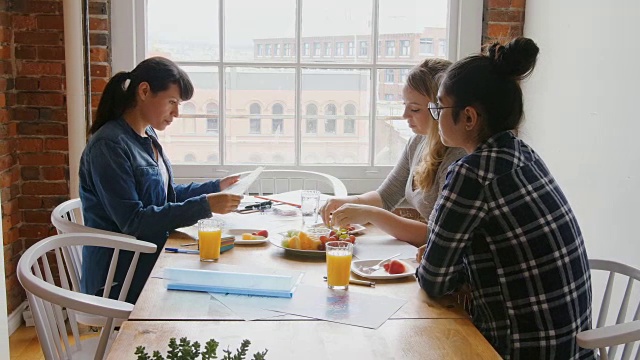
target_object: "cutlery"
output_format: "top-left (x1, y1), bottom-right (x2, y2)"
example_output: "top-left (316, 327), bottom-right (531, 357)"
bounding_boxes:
top-left (360, 253), bottom-right (401, 274)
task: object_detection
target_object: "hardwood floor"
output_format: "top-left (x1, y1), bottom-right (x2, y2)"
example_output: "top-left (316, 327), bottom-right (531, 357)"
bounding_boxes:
top-left (9, 323), bottom-right (99, 360)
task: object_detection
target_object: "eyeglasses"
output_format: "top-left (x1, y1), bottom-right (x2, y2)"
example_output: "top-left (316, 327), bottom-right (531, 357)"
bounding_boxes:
top-left (427, 102), bottom-right (462, 121)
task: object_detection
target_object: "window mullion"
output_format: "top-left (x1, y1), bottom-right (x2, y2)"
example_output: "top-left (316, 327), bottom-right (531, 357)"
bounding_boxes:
top-left (369, 0), bottom-right (380, 168)
top-left (219, 0), bottom-right (226, 166)
top-left (295, 0), bottom-right (303, 166)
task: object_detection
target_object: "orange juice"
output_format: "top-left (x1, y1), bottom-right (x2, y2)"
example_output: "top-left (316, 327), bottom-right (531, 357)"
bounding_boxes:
top-left (326, 252), bottom-right (352, 288)
top-left (199, 229), bottom-right (222, 262)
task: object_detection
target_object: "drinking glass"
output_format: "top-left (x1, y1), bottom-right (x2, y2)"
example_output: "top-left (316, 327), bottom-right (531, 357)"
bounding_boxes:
top-left (300, 190), bottom-right (321, 228)
top-left (326, 241), bottom-right (353, 290)
top-left (198, 218), bottom-right (224, 262)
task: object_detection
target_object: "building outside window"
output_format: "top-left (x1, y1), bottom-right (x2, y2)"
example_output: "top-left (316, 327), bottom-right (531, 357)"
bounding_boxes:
top-left (377, 40), bottom-right (382, 56)
top-left (325, 104), bottom-right (337, 134)
top-left (439, 39), bottom-right (447, 56)
top-left (257, 44), bottom-right (263, 56)
top-left (206, 102), bottom-right (218, 134)
top-left (336, 42), bottom-right (344, 56)
top-left (314, 42), bottom-right (321, 56)
top-left (265, 44), bottom-right (272, 56)
top-left (385, 69), bottom-right (394, 83)
top-left (385, 40), bottom-right (395, 56)
top-left (249, 103), bottom-right (261, 134)
top-left (344, 104), bottom-right (356, 134)
top-left (420, 38), bottom-right (434, 55)
top-left (324, 42), bottom-right (331, 56)
top-left (359, 41), bottom-right (367, 56)
top-left (400, 40), bottom-right (410, 56)
top-left (303, 42), bottom-right (310, 56)
top-left (347, 41), bottom-right (355, 56)
top-left (384, 94), bottom-right (394, 101)
top-left (181, 102), bottom-right (196, 133)
top-left (272, 104), bottom-right (284, 134)
top-left (400, 68), bottom-right (409, 84)
top-left (305, 104), bottom-right (317, 134)
top-left (275, 43), bottom-right (281, 56)
top-left (284, 43), bottom-right (291, 56)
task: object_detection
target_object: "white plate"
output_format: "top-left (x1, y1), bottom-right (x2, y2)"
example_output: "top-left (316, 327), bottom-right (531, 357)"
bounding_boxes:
top-left (307, 223), bottom-right (367, 235)
top-left (351, 259), bottom-right (416, 280)
top-left (225, 229), bottom-right (269, 245)
top-left (269, 237), bottom-right (326, 257)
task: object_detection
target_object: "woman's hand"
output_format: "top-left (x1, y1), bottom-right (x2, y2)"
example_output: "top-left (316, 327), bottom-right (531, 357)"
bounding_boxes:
top-left (416, 244), bottom-right (427, 263)
top-left (206, 193), bottom-right (242, 214)
top-left (219, 175), bottom-right (240, 191)
top-left (330, 203), bottom-right (376, 228)
top-left (320, 197), bottom-right (351, 226)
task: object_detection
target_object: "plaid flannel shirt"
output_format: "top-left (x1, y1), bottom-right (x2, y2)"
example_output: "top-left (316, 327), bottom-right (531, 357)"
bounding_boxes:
top-left (417, 131), bottom-right (594, 359)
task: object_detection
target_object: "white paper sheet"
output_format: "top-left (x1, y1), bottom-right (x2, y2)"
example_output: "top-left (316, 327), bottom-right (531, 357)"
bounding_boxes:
top-left (209, 294), bottom-right (284, 321)
top-left (211, 284), bottom-right (406, 329)
top-left (222, 167), bottom-right (265, 195)
top-left (353, 235), bottom-right (418, 261)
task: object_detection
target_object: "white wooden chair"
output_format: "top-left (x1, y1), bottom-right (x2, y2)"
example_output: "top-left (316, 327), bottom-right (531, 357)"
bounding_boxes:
top-left (577, 259), bottom-right (640, 360)
top-left (17, 233), bottom-right (156, 360)
top-left (232, 169), bottom-right (348, 196)
top-left (51, 199), bottom-right (137, 344)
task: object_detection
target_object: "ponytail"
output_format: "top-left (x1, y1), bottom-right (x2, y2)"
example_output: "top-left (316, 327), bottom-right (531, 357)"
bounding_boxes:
top-left (91, 72), bottom-right (133, 134)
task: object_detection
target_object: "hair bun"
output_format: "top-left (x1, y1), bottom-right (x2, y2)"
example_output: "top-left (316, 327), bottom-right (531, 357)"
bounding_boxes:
top-left (488, 37), bottom-right (539, 80)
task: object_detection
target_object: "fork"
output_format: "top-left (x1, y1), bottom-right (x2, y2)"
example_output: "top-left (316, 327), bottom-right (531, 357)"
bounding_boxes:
top-left (360, 253), bottom-right (401, 274)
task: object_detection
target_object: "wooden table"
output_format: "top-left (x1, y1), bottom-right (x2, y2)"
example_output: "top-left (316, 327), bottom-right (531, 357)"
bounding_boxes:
top-left (107, 205), bottom-right (500, 359)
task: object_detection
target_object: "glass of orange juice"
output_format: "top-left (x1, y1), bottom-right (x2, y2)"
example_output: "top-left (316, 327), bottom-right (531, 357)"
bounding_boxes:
top-left (198, 218), bottom-right (224, 262)
top-left (326, 241), bottom-right (353, 290)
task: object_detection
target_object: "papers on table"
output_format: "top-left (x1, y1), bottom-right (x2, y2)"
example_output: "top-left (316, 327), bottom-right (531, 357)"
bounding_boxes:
top-left (353, 235), bottom-right (418, 261)
top-left (211, 285), bottom-right (406, 329)
top-left (222, 167), bottom-right (265, 195)
top-left (164, 266), bottom-right (304, 298)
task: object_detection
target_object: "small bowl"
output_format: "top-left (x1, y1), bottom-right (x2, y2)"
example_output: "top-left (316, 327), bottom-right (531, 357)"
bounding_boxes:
top-left (304, 227), bottom-right (331, 241)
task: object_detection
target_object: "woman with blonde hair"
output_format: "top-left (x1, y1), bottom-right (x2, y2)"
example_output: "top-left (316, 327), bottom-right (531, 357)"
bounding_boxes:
top-left (320, 59), bottom-right (465, 246)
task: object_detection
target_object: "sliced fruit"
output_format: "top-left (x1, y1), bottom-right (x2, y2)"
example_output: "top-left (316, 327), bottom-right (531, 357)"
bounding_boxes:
top-left (281, 238), bottom-right (290, 248)
top-left (288, 235), bottom-right (301, 249)
top-left (256, 230), bottom-right (269, 237)
top-left (242, 233), bottom-right (253, 240)
top-left (388, 259), bottom-right (407, 274)
top-left (383, 263), bottom-right (390, 272)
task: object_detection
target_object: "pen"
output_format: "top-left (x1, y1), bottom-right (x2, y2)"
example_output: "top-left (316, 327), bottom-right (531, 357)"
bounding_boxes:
top-left (254, 195), bottom-right (301, 208)
top-left (322, 276), bottom-right (375, 288)
top-left (165, 247), bottom-right (199, 254)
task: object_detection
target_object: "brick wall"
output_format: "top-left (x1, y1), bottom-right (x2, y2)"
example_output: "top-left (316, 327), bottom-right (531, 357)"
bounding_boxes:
top-left (483, 0), bottom-right (526, 44)
top-left (1, 0), bottom-right (110, 315)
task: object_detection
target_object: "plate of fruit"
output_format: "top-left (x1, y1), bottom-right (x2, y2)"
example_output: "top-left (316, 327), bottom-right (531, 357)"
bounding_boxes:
top-left (308, 223), bottom-right (366, 235)
top-left (351, 258), bottom-right (415, 280)
top-left (226, 229), bottom-right (270, 244)
top-left (271, 228), bottom-right (357, 256)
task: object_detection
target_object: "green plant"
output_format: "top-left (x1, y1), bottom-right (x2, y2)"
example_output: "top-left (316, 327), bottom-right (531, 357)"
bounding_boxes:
top-left (135, 337), bottom-right (268, 360)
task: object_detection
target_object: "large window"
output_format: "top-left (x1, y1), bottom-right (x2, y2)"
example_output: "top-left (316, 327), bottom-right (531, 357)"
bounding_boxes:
top-left (135, 0), bottom-right (480, 190)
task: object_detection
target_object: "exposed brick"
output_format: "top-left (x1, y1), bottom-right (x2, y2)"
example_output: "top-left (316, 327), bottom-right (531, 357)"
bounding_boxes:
top-left (44, 138), bottom-right (68, 151)
top-left (18, 153), bottom-right (67, 166)
top-left (14, 31), bottom-right (62, 46)
top-left (488, 0), bottom-right (511, 8)
top-left (37, 15), bottom-right (64, 30)
top-left (11, 107), bottom-right (39, 121)
top-left (0, 28), bottom-right (10, 42)
top-left (0, 109), bottom-right (8, 123)
top-left (89, 33), bottom-right (108, 46)
top-left (18, 195), bottom-right (45, 209)
top-left (0, 46), bottom-right (10, 60)
top-left (21, 166), bottom-right (41, 180)
top-left (0, 197), bottom-right (16, 215)
top-left (23, 210), bottom-right (51, 224)
top-left (15, 45), bottom-right (37, 60)
top-left (91, 64), bottom-right (109, 77)
top-left (42, 166), bottom-right (67, 180)
top-left (88, 2), bottom-right (108, 15)
top-left (16, 92), bottom-right (65, 107)
top-left (17, 138), bottom-right (43, 152)
top-left (42, 196), bottom-right (69, 209)
top-left (49, 108), bottom-right (68, 122)
top-left (89, 17), bottom-right (108, 31)
top-left (511, 0), bottom-right (526, 8)
top-left (487, 23), bottom-right (511, 38)
top-left (6, 228), bottom-right (20, 247)
top-left (91, 77), bottom-right (107, 93)
top-left (38, 46), bottom-right (65, 61)
top-left (15, 77), bottom-right (39, 91)
top-left (0, 154), bottom-right (14, 171)
top-left (40, 77), bottom-right (64, 91)
top-left (488, 9), bottom-right (524, 23)
top-left (18, 61), bottom-right (64, 76)
top-left (19, 224), bottom-right (51, 239)
top-left (90, 47), bottom-right (108, 62)
top-left (27, 1), bottom-right (63, 14)
top-left (18, 122), bottom-right (66, 136)
top-left (22, 181), bottom-right (69, 196)
top-left (12, 15), bottom-right (37, 30)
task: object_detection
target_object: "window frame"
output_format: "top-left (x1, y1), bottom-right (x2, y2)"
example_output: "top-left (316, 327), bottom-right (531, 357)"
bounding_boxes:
top-left (111, 0), bottom-right (483, 194)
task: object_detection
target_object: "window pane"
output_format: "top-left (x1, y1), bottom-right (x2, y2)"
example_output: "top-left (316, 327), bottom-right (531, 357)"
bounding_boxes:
top-left (226, 0), bottom-right (296, 62)
top-left (147, 0), bottom-right (219, 61)
top-left (375, 68), bottom-right (407, 165)
top-left (301, 68), bottom-right (370, 165)
top-left (378, 0), bottom-right (448, 63)
top-left (157, 66), bottom-right (220, 165)
top-left (301, 0), bottom-right (372, 64)
top-left (225, 67), bottom-right (295, 165)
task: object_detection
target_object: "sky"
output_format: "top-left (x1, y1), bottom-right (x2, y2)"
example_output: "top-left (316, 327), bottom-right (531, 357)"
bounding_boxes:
top-left (147, 0), bottom-right (448, 46)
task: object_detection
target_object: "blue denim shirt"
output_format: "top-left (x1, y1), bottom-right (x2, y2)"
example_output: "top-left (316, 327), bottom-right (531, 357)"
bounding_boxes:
top-left (79, 118), bottom-right (219, 303)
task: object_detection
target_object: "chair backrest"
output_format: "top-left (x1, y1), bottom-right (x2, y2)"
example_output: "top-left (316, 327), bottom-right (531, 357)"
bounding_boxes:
top-left (17, 233), bottom-right (156, 360)
top-left (577, 259), bottom-right (640, 360)
top-left (233, 170), bottom-right (348, 196)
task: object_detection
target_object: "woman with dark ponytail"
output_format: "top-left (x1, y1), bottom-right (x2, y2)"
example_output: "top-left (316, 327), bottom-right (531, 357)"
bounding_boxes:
top-left (416, 38), bottom-right (594, 359)
top-left (79, 57), bottom-right (242, 303)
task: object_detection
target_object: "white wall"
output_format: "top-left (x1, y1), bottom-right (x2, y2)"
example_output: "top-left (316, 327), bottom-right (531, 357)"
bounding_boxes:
top-left (521, 0), bottom-right (640, 269)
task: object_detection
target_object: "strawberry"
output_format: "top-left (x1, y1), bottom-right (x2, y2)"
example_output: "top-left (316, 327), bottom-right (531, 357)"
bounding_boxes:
top-left (252, 230), bottom-right (269, 237)
top-left (383, 263), bottom-right (390, 272)
top-left (388, 259), bottom-right (406, 274)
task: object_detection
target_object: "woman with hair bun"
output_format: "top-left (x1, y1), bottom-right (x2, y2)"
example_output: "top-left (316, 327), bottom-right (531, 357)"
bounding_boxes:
top-left (79, 57), bottom-right (242, 303)
top-left (416, 38), bottom-right (593, 359)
